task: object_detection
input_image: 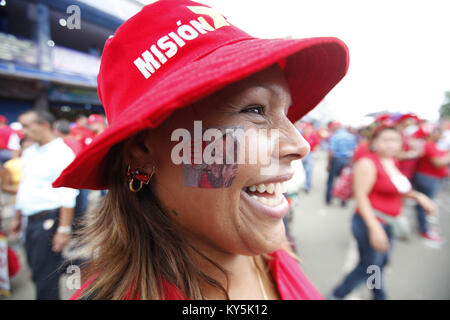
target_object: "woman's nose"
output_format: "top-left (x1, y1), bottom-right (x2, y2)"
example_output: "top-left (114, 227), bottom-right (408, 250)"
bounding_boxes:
top-left (278, 122), bottom-right (310, 162)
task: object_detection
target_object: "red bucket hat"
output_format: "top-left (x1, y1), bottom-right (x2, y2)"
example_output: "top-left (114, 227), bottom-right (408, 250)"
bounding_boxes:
top-left (53, 0), bottom-right (349, 190)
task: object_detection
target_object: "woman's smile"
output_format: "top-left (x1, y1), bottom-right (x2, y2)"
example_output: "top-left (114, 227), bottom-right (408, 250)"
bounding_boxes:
top-left (240, 188), bottom-right (289, 219)
top-left (240, 173), bottom-right (293, 218)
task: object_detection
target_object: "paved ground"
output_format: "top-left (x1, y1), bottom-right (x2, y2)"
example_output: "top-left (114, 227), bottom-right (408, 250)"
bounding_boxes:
top-left (1, 151), bottom-right (449, 300)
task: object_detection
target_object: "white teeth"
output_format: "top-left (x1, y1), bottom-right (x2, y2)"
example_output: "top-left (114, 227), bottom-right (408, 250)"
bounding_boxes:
top-left (247, 180), bottom-right (290, 195)
top-left (256, 184), bottom-right (266, 193)
top-left (248, 192), bottom-right (284, 207)
top-left (275, 182), bottom-right (282, 195)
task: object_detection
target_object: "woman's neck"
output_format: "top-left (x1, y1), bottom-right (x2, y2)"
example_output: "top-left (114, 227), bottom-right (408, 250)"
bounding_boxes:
top-left (184, 240), bottom-right (278, 299)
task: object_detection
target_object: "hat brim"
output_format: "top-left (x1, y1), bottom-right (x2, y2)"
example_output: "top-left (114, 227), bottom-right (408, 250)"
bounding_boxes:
top-left (53, 37), bottom-right (349, 190)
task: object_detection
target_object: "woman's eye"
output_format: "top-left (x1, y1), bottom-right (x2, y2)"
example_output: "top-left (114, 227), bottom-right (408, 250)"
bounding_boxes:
top-left (240, 105), bottom-right (265, 115)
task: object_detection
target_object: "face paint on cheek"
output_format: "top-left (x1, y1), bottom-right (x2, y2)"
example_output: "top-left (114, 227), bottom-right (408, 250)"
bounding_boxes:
top-left (221, 163), bottom-right (238, 187)
top-left (182, 126), bottom-right (240, 188)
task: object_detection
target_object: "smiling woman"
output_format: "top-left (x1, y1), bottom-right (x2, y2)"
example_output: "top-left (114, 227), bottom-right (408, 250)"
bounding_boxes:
top-left (53, 0), bottom-right (349, 300)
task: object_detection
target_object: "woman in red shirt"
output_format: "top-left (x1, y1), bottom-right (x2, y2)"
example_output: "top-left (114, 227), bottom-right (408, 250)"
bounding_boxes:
top-left (413, 127), bottom-right (450, 244)
top-left (330, 125), bottom-right (437, 300)
top-left (396, 113), bottom-right (423, 180)
top-left (300, 122), bottom-right (321, 192)
top-left (53, 0), bottom-right (349, 300)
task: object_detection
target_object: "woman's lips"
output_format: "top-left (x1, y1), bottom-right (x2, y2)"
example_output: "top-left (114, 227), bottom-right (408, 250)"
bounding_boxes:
top-left (240, 189), bottom-right (289, 219)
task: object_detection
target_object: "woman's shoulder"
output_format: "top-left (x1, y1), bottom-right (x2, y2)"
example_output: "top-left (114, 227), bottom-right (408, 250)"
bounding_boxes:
top-left (354, 152), bottom-right (378, 171)
top-left (268, 249), bottom-right (323, 300)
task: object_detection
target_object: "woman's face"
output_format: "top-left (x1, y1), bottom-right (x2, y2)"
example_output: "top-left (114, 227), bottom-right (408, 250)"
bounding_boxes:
top-left (141, 65), bottom-right (309, 256)
top-left (372, 129), bottom-right (402, 158)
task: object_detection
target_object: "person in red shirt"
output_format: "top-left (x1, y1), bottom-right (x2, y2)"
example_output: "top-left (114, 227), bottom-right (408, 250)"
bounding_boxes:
top-left (300, 122), bottom-right (320, 192)
top-left (413, 126), bottom-right (450, 245)
top-left (52, 0), bottom-right (349, 300)
top-left (396, 113), bottom-right (424, 180)
top-left (331, 125), bottom-right (437, 300)
top-left (0, 115), bottom-right (20, 164)
top-left (87, 114), bottom-right (107, 136)
top-left (70, 114), bottom-right (96, 149)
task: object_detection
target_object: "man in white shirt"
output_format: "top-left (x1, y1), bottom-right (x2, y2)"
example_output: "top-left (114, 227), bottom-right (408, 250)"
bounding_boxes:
top-left (8, 110), bottom-right (79, 300)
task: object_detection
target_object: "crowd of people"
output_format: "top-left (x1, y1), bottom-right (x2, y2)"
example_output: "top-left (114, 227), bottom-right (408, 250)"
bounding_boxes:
top-left (294, 112), bottom-right (450, 299)
top-left (1, 108), bottom-right (449, 300)
top-left (1, 108), bottom-right (447, 300)
top-left (0, 0), bottom-right (448, 301)
top-left (0, 111), bottom-right (107, 299)
top-left (0, 108), bottom-right (449, 300)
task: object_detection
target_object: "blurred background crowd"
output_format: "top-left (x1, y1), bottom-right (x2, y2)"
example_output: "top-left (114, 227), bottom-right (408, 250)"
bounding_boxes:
top-left (0, 0), bottom-right (449, 300)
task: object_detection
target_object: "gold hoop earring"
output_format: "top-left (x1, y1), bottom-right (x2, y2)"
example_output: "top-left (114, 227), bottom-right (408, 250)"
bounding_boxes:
top-left (127, 166), bottom-right (155, 192)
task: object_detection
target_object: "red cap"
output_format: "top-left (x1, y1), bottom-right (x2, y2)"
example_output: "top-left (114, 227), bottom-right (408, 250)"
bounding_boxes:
top-left (375, 114), bottom-right (391, 123)
top-left (53, 0), bottom-right (349, 190)
top-left (328, 121), bottom-right (342, 130)
top-left (396, 112), bottom-right (420, 124)
top-left (0, 115), bottom-right (7, 124)
top-left (371, 120), bottom-right (398, 139)
top-left (87, 114), bottom-right (105, 125)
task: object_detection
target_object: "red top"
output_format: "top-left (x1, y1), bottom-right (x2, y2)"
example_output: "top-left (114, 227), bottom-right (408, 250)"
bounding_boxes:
top-left (304, 132), bottom-right (321, 152)
top-left (70, 249), bottom-right (323, 300)
top-left (70, 126), bottom-right (96, 149)
top-left (356, 152), bottom-right (403, 220)
top-left (416, 141), bottom-right (448, 178)
top-left (63, 138), bottom-right (84, 155)
top-left (0, 232), bottom-right (20, 278)
top-left (398, 134), bottom-right (417, 179)
top-left (353, 140), bottom-right (370, 162)
top-left (0, 126), bottom-right (15, 149)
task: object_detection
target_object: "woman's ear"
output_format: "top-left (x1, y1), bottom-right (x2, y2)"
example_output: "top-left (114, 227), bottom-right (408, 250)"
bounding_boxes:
top-left (124, 130), bottom-right (155, 171)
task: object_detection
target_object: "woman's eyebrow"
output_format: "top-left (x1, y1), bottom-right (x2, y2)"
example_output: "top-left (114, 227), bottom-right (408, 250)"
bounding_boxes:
top-left (254, 84), bottom-right (292, 105)
top-left (219, 83), bottom-right (292, 110)
top-left (256, 85), bottom-right (293, 114)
